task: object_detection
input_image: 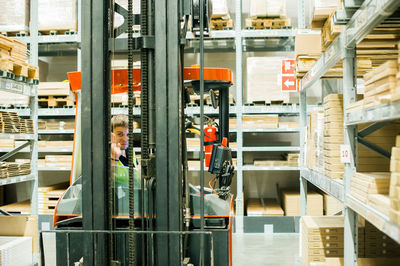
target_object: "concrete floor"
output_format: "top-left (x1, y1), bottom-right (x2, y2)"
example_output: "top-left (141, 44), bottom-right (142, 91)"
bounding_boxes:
top-left (233, 233), bottom-right (301, 266)
top-left (43, 232), bottom-right (301, 265)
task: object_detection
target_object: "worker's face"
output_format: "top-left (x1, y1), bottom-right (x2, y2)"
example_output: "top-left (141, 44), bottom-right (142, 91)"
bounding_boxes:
top-left (113, 126), bottom-right (129, 150)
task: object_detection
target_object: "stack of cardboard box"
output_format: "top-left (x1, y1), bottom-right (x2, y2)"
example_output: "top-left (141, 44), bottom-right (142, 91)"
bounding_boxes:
top-left (390, 136), bottom-right (400, 225)
top-left (301, 216), bottom-right (365, 265)
top-left (38, 0), bottom-right (77, 33)
top-left (0, 0), bottom-right (30, 34)
top-left (364, 221), bottom-right (400, 258)
top-left (323, 94), bottom-right (344, 179)
top-left (246, 198), bottom-right (284, 216)
top-left (282, 190), bottom-right (323, 216)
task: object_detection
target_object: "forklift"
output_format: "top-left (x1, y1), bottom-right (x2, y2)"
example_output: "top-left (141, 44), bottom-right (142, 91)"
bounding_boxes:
top-left (41, 0), bottom-right (236, 265)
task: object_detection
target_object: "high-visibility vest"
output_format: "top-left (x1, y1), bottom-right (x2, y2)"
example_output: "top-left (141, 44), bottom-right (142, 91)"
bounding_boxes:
top-left (114, 149), bottom-right (141, 188)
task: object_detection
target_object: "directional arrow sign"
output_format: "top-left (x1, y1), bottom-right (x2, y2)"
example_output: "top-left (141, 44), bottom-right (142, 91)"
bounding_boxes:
top-left (281, 59), bottom-right (295, 75)
top-left (282, 76), bottom-right (298, 92)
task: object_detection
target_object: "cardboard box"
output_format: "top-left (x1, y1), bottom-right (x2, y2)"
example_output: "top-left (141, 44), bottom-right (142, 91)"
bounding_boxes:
top-left (323, 194), bottom-right (343, 216)
top-left (242, 114), bottom-right (279, 129)
top-left (38, 82), bottom-right (70, 96)
top-left (0, 216), bottom-right (38, 253)
top-left (283, 190), bottom-right (323, 216)
top-left (295, 30), bottom-right (322, 58)
top-left (249, 0), bottom-right (286, 18)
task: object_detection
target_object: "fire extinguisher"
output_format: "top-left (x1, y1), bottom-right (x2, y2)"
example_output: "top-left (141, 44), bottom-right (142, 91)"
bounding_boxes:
top-left (204, 124), bottom-right (217, 167)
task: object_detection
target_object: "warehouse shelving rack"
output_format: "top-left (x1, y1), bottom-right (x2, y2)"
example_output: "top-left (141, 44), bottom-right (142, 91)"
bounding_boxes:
top-left (299, 0), bottom-right (400, 264)
top-left (1, 0), bottom-right (306, 233)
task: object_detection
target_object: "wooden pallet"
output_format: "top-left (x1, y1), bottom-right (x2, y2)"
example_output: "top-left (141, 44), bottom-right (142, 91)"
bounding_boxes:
top-left (38, 96), bottom-right (75, 108)
top-left (210, 18), bottom-right (233, 30)
top-left (39, 29), bottom-right (77, 36)
top-left (0, 31), bottom-right (29, 37)
top-left (245, 18), bottom-right (291, 30)
top-left (0, 59), bottom-right (28, 78)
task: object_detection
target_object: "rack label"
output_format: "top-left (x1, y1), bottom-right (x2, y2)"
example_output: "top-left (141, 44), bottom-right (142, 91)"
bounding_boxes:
top-left (340, 145), bottom-right (351, 163)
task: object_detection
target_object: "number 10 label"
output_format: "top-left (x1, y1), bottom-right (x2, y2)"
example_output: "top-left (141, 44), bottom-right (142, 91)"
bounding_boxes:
top-left (340, 145), bottom-right (351, 164)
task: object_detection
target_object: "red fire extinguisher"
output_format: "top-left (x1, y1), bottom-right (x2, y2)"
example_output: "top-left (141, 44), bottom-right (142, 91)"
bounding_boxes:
top-left (204, 124), bottom-right (217, 167)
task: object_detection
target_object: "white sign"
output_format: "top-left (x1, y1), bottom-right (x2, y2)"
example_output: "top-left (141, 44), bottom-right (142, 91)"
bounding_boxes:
top-left (340, 145), bottom-right (351, 163)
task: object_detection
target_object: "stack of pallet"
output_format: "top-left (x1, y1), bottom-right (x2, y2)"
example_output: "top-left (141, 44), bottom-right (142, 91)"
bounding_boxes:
top-left (246, 198), bottom-right (284, 216)
top-left (38, 184), bottom-right (67, 215)
top-left (323, 94), bottom-right (344, 179)
top-left (0, 161), bottom-right (30, 178)
top-left (362, 60), bottom-right (398, 109)
top-left (245, 0), bottom-right (289, 30)
top-left (38, 82), bottom-right (74, 108)
top-left (0, 139), bottom-right (15, 149)
top-left (350, 172), bottom-right (390, 204)
top-left (364, 221), bottom-right (400, 258)
top-left (301, 216), bottom-right (365, 265)
top-left (390, 136), bottom-right (400, 226)
top-left (0, 35), bottom-right (38, 79)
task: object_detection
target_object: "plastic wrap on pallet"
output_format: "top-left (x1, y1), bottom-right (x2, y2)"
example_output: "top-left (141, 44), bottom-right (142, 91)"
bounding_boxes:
top-left (0, 92), bottom-right (29, 108)
top-left (313, 0), bottom-right (341, 9)
top-left (246, 57), bottom-right (290, 103)
top-left (0, 0), bottom-right (29, 33)
top-left (114, 0), bottom-right (141, 29)
top-left (212, 0), bottom-right (229, 17)
top-left (38, 0), bottom-right (77, 32)
top-left (249, 0), bottom-right (286, 18)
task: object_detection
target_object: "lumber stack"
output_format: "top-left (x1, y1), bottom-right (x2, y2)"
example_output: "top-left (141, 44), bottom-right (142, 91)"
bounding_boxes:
top-left (394, 42), bottom-right (400, 102)
top-left (0, 161), bottom-right (31, 178)
top-left (362, 60), bottom-right (398, 109)
top-left (0, 111), bottom-right (33, 134)
top-left (323, 94), bottom-right (344, 179)
top-left (246, 198), bottom-right (284, 216)
top-left (350, 172), bottom-right (390, 204)
top-left (44, 155), bottom-right (72, 168)
top-left (242, 114), bottom-right (279, 129)
top-left (301, 216), bottom-right (365, 265)
top-left (390, 136), bottom-right (400, 226)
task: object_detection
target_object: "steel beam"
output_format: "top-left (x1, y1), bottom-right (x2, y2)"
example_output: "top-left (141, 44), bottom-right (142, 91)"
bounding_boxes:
top-left (343, 45), bottom-right (358, 266)
top-left (358, 137), bottom-right (391, 159)
top-left (81, 0), bottom-right (111, 265)
top-left (358, 121), bottom-right (391, 138)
